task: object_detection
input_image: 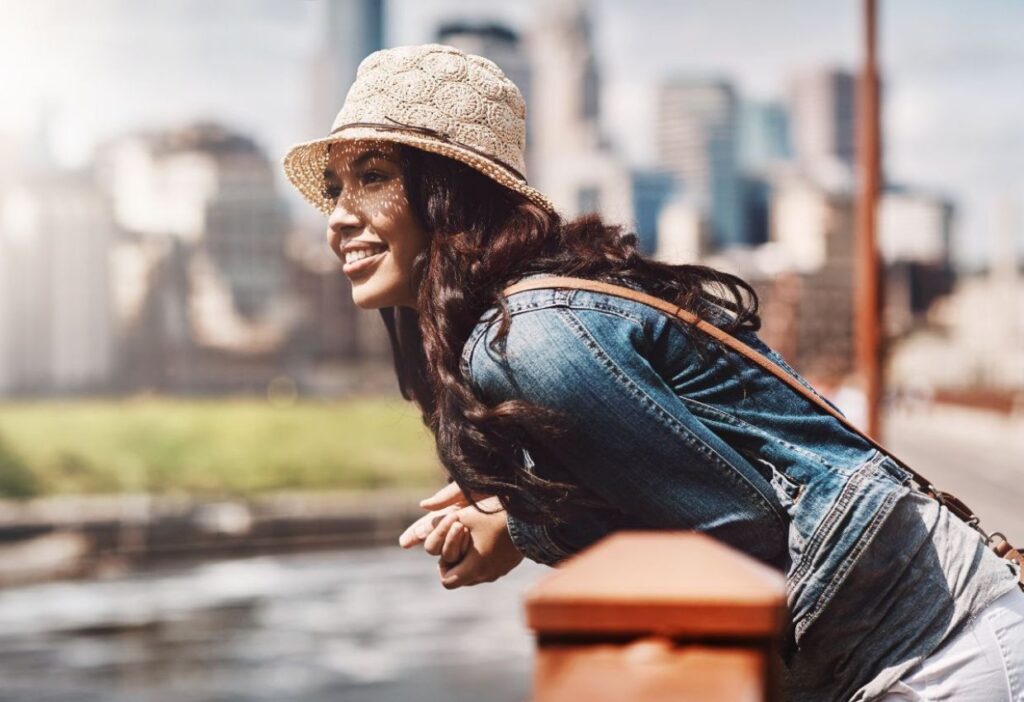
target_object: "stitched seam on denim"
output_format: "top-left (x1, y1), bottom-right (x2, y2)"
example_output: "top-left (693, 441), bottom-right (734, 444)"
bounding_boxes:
top-left (464, 297), bottom-right (634, 376)
top-left (794, 480), bottom-right (902, 639)
top-left (461, 327), bottom-right (490, 387)
top-left (510, 295), bottom-right (649, 326)
top-left (876, 456), bottom-right (914, 486)
top-left (557, 300), bottom-right (646, 326)
top-left (562, 291), bottom-right (652, 325)
top-left (507, 299), bottom-right (564, 315)
top-left (463, 298), bottom-right (569, 377)
top-left (507, 515), bottom-right (570, 565)
top-left (678, 395), bottom-right (839, 472)
top-left (508, 287), bottom-right (671, 326)
top-left (558, 306), bottom-right (788, 533)
top-left (765, 349), bottom-right (836, 405)
top-left (787, 451), bottom-right (887, 594)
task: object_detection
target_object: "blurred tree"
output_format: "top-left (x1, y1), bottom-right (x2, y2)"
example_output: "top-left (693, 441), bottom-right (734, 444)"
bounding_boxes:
top-left (0, 433), bottom-right (39, 499)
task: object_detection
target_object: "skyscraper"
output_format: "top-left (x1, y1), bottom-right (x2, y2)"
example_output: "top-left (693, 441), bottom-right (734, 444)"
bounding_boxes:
top-left (0, 174), bottom-right (115, 394)
top-left (530, 0), bottom-right (605, 160)
top-left (529, 0), bottom-right (631, 223)
top-left (656, 78), bottom-right (743, 250)
top-left (630, 170), bottom-right (679, 255)
top-left (739, 101), bottom-right (792, 173)
top-left (308, 0), bottom-right (386, 135)
top-left (100, 123), bottom-right (289, 321)
top-left (787, 69), bottom-right (856, 176)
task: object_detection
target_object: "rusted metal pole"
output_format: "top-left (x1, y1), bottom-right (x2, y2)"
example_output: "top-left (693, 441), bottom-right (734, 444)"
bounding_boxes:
top-left (855, 0), bottom-right (883, 438)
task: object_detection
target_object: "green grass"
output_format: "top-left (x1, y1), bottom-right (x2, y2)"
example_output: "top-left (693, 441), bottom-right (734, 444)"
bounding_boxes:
top-left (0, 398), bottom-right (443, 498)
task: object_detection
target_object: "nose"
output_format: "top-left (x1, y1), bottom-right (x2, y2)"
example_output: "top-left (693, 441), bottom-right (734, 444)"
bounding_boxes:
top-left (326, 193), bottom-right (362, 256)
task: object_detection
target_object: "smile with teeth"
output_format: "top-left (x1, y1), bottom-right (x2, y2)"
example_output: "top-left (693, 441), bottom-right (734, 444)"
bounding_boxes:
top-left (344, 246), bottom-right (387, 265)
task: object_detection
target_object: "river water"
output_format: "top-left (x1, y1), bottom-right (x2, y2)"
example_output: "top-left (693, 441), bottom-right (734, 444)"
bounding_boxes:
top-left (0, 547), bottom-right (549, 702)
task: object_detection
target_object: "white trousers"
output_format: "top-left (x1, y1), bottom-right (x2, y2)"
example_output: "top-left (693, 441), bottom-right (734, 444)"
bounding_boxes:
top-left (879, 587), bottom-right (1024, 701)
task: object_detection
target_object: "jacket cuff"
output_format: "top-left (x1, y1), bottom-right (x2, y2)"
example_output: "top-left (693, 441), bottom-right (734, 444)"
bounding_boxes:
top-left (506, 513), bottom-right (573, 566)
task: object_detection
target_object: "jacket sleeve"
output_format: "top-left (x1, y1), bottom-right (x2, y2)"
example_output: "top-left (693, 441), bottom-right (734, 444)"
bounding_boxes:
top-left (464, 303), bottom-right (790, 567)
top-left (503, 447), bottom-right (628, 566)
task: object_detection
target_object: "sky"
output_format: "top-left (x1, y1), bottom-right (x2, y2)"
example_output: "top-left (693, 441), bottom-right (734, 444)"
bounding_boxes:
top-left (1, 0), bottom-right (1021, 266)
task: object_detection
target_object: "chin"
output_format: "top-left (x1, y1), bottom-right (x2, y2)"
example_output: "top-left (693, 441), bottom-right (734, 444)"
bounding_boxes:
top-left (351, 286), bottom-right (384, 309)
top-left (350, 280), bottom-right (399, 309)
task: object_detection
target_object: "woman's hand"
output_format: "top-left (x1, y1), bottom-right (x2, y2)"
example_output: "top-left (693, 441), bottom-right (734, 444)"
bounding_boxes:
top-left (398, 481), bottom-right (473, 550)
top-left (438, 497), bottom-right (524, 589)
top-left (399, 483), bottom-right (524, 589)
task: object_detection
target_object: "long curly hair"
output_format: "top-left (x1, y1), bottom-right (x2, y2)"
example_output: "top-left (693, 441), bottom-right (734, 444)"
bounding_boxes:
top-left (379, 145), bottom-right (762, 524)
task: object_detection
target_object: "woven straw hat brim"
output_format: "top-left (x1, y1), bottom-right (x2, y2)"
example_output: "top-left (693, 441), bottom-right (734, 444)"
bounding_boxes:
top-left (282, 126), bottom-right (556, 217)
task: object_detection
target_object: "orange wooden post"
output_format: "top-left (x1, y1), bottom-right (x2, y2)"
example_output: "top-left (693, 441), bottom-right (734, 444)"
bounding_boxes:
top-left (525, 532), bottom-right (788, 702)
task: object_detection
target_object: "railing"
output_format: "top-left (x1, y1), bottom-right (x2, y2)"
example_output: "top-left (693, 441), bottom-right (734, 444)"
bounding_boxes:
top-left (524, 532), bottom-right (788, 702)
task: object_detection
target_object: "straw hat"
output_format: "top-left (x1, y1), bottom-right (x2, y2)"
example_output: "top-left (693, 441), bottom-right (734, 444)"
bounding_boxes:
top-left (283, 43), bottom-right (555, 216)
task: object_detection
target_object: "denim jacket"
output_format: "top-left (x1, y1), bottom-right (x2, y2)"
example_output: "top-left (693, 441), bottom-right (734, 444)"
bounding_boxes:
top-left (459, 279), bottom-right (1021, 701)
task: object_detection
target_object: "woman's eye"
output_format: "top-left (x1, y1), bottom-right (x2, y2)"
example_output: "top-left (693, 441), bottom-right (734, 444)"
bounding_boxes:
top-left (323, 182), bottom-right (342, 200)
top-left (361, 170), bottom-right (388, 185)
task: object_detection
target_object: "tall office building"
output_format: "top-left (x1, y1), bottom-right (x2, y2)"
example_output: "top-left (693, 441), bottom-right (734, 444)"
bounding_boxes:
top-left (630, 170), bottom-right (679, 255)
top-left (529, 0), bottom-right (631, 223)
top-left (656, 78), bottom-right (743, 250)
top-left (878, 188), bottom-right (953, 266)
top-left (100, 123), bottom-right (289, 323)
top-left (739, 101), bottom-right (792, 172)
top-left (0, 174), bottom-right (115, 394)
top-left (787, 69), bottom-right (856, 176)
top-left (308, 0), bottom-right (386, 134)
top-left (529, 0), bottom-right (601, 160)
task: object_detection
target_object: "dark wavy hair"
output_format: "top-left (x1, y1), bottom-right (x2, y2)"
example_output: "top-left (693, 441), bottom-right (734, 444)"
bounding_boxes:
top-left (379, 145), bottom-right (761, 524)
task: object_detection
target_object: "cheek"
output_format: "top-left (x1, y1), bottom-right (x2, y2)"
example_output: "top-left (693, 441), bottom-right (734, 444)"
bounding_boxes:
top-left (384, 212), bottom-right (429, 265)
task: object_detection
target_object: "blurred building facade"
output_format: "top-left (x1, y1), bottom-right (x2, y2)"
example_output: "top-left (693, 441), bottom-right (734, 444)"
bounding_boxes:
top-left (308, 0), bottom-right (386, 134)
top-left (528, 0), bottom-right (633, 225)
top-left (0, 173), bottom-right (115, 395)
top-left (649, 58), bottom-right (958, 390)
top-left (788, 69), bottom-right (857, 180)
top-left (657, 78), bottom-right (744, 250)
top-left (739, 102), bottom-right (792, 173)
top-left (98, 124), bottom-right (292, 391)
top-left (889, 196), bottom-right (1024, 393)
top-left (1, 0), bottom-right (1019, 403)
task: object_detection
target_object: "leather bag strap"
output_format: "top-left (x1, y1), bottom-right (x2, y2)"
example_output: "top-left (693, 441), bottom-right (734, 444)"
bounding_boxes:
top-left (501, 275), bottom-right (1022, 584)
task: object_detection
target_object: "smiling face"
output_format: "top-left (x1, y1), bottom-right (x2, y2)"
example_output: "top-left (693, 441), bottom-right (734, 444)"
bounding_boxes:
top-left (323, 141), bottom-right (430, 309)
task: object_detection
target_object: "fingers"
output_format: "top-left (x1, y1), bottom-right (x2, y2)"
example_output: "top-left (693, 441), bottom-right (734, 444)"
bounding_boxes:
top-left (398, 506), bottom-right (456, 549)
top-left (398, 511), bottom-right (436, 548)
top-left (440, 548), bottom-right (478, 589)
top-left (441, 548), bottom-right (484, 589)
top-left (423, 510), bottom-right (460, 556)
top-left (419, 482), bottom-right (468, 510)
top-left (419, 482), bottom-right (495, 510)
top-left (440, 521), bottom-right (467, 566)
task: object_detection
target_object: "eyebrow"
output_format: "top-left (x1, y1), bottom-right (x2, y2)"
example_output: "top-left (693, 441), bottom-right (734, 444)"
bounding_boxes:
top-left (323, 149), bottom-right (397, 182)
top-left (352, 149), bottom-right (397, 168)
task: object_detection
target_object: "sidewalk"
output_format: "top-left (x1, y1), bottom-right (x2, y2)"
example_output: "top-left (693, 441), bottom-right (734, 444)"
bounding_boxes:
top-left (884, 403), bottom-right (1024, 536)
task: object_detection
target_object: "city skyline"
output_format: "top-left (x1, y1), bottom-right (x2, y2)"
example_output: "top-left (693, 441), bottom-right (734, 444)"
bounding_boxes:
top-left (1, 0), bottom-right (1022, 268)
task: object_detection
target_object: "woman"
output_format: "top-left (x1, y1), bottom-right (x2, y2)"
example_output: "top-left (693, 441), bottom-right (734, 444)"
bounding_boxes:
top-left (284, 44), bottom-right (1024, 701)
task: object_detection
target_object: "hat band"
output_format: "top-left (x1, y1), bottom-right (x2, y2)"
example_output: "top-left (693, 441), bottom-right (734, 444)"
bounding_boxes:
top-left (330, 117), bottom-right (527, 183)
